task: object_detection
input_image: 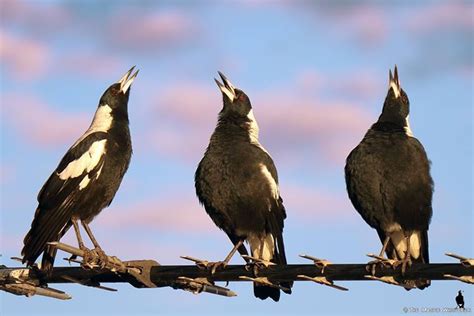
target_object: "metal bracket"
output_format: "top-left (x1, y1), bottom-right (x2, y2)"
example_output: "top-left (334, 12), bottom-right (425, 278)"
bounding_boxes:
top-left (444, 274), bottom-right (474, 285)
top-left (445, 253), bottom-right (474, 267)
top-left (0, 267), bottom-right (71, 300)
top-left (49, 241), bottom-right (158, 289)
top-left (176, 276), bottom-right (237, 297)
top-left (299, 254), bottom-right (331, 273)
top-left (297, 275), bottom-right (348, 291)
top-left (364, 275), bottom-right (415, 289)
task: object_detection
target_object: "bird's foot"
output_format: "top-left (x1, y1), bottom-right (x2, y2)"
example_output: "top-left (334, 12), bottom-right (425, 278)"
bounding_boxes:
top-left (393, 255), bottom-right (412, 276)
top-left (89, 247), bottom-right (109, 269)
top-left (241, 255), bottom-right (275, 275)
top-left (366, 253), bottom-right (398, 275)
top-left (79, 245), bottom-right (98, 270)
top-left (180, 256), bottom-right (228, 274)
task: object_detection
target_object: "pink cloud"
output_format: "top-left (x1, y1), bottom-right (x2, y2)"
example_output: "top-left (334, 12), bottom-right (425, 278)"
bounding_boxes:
top-left (0, 31), bottom-right (51, 80)
top-left (107, 10), bottom-right (199, 52)
top-left (146, 71), bottom-right (374, 166)
top-left (1, 0), bottom-right (71, 35)
top-left (58, 53), bottom-right (123, 78)
top-left (281, 184), bottom-right (352, 221)
top-left (406, 2), bottom-right (474, 33)
top-left (2, 93), bottom-right (89, 147)
top-left (95, 192), bottom-right (214, 233)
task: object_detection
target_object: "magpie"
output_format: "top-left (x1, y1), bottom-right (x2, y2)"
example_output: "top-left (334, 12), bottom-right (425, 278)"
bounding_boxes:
top-left (345, 66), bottom-right (433, 290)
top-left (195, 72), bottom-right (292, 301)
top-left (22, 67), bottom-right (138, 273)
top-left (456, 290), bottom-right (464, 309)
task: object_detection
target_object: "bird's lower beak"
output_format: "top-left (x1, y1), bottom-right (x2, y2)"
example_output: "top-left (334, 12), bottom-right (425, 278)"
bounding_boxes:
top-left (214, 71), bottom-right (236, 102)
top-left (118, 66), bottom-right (139, 94)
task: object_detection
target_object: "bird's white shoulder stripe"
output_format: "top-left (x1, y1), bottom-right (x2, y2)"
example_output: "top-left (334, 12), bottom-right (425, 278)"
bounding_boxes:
top-left (259, 163), bottom-right (279, 203)
top-left (58, 139), bottom-right (107, 180)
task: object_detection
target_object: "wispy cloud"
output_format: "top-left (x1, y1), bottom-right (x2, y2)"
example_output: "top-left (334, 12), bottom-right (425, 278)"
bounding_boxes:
top-left (0, 30), bottom-right (51, 80)
top-left (105, 10), bottom-right (200, 53)
top-left (2, 94), bottom-right (89, 147)
top-left (146, 71), bottom-right (373, 166)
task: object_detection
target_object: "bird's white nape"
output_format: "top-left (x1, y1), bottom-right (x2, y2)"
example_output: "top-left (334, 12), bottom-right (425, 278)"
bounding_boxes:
top-left (404, 114), bottom-right (414, 137)
top-left (72, 105), bottom-right (113, 148)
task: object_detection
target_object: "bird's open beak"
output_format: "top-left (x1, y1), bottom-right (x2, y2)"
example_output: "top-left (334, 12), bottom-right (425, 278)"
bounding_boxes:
top-left (388, 65), bottom-right (401, 98)
top-left (118, 66), bottom-right (139, 94)
top-left (214, 71), bottom-right (236, 102)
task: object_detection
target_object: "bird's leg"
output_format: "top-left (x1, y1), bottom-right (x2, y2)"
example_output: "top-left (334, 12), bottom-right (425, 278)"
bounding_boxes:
top-left (243, 236), bottom-right (275, 275)
top-left (367, 236), bottom-right (397, 275)
top-left (71, 218), bottom-right (95, 268)
top-left (397, 235), bottom-right (412, 275)
top-left (81, 221), bottom-right (108, 268)
top-left (207, 239), bottom-right (244, 274)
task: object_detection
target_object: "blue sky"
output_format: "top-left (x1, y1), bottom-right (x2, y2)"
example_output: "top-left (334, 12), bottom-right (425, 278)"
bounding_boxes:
top-left (1, 1), bottom-right (472, 315)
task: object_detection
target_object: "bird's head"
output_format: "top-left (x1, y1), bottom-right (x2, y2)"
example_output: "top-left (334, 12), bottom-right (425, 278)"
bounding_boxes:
top-left (378, 65), bottom-right (410, 127)
top-left (214, 71), bottom-right (252, 119)
top-left (99, 66), bottom-right (139, 110)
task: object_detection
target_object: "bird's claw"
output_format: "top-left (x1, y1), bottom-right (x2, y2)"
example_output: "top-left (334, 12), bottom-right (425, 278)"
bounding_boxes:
top-left (366, 253), bottom-right (398, 275)
top-left (180, 256), bottom-right (227, 274)
top-left (241, 255), bottom-right (274, 276)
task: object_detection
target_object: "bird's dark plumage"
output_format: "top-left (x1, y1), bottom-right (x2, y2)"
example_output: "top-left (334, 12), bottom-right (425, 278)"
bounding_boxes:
top-left (456, 290), bottom-right (464, 309)
top-left (345, 66), bottom-right (433, 290)
top-left (22, 67), bottom-right (138, 273)
top-left (195, 72), bottom-right (291, 301)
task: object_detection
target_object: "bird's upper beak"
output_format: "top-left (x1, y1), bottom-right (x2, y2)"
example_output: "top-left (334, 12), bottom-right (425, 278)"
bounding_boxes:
top-left (214, 71), bottom-right (236, 102)
top-left (388, 65), bottom-right (401, 98)
top-left (118, 66), bottom-right (139, 94)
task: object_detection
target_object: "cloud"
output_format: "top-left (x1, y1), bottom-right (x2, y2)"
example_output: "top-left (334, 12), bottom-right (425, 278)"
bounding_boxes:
top-left (402, 1), bottom-right (473, 78)
top-left (58, 53), bottom-right (123, 78)
top-left (105, 10), bottom-right (200, 53)
top-left (1, 94), bottom-right (89, 147)
top-left (95, 192), bottom-right (214, 233)
top-left (0, 0), bottom-right (71, 37)
top-left (406, 1), bottom-right (473, 34)
top-left (146, 71), bottom-right (374, 166)
top-left (298, 2), bottom-right (388, 48)
top-left (0, 30), bottom-right (51, 80)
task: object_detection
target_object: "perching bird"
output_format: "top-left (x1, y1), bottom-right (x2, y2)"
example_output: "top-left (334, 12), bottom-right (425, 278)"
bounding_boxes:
top-left (456, 290), bottom-right (464, 309)
top-left (195, 72), bottom-right (292, 301)
top-left (345, 66), bottom-right (433, 290)
top-left (22, 67), bottom-right (138, 273)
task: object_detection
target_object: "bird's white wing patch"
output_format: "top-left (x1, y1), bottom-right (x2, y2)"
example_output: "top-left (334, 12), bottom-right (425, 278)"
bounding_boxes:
top-left (79, 175), bottom-right (90, 190)
top-left (58, 139), bottom-right (107, 180)
top-left (259, 163), bottom-right (279, 203)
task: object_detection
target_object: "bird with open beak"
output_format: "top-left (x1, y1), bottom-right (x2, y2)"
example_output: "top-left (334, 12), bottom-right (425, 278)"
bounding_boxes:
top-left (345, 66), bottom-right (433, 290)
top-left (22, 67), bottom-right (139, 273)
top-left (194, 72), bottom-right (292, 301)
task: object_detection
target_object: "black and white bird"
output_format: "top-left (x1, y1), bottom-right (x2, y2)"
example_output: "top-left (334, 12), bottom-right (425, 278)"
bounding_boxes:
top-left (22, 67), bottom-right (138, 273)
top-left (456, 290), bottom-right (464, 309)
top-left (345, 66), bottom-right (433, 290)
top-left (195, 72), bottom-right (292, 301)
